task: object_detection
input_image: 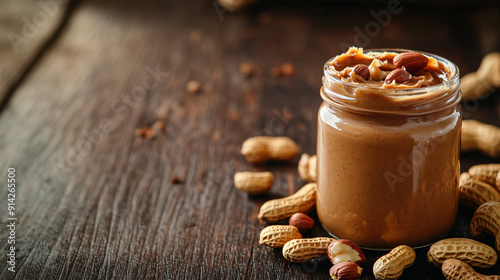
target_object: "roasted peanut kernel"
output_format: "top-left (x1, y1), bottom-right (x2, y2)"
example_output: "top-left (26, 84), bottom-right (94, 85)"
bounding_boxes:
top-left (393, 52), bottom-right (429, 73)
top-left (330, 262), bottom-right (363, 280)
top-left (385, 69), bottom-right (411, 84)
top-left (289, 213), bottom-right (314, 231)
top-left (327, 239), bottom-right (366, 266)
top-left (353, 64), bottom-right (370, 80)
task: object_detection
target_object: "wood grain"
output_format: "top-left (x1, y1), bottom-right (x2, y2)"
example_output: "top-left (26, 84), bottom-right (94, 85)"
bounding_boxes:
top-left (0, 0), bottom-right (499, 279)
top-left (0, 0), bottom-right (71, 111)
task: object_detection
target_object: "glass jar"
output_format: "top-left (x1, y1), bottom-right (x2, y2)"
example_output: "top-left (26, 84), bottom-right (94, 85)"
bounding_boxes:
top-left (316, 49), bottom-right (461, 249)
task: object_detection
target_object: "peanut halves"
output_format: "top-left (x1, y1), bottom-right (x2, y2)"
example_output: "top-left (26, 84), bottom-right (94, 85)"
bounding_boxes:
top-left (258, 183), bottom-right (317, 222)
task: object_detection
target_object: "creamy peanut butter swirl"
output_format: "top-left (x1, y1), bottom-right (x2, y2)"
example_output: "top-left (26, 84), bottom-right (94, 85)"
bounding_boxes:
top-left (327, 47), bottom-right (450, 89)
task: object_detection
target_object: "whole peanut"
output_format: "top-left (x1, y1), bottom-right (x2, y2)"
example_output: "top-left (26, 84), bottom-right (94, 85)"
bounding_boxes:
top-left (470, 201), bottom-right (500, 252)
top-left (461, 120), bottom-right (500, 158)
top-left (442, 259), bottom-right (500, 280)
top-left (461, 72), bottom-right (494, 101)
top-left (298, 154), bottom-right (317, 182)
top-left (373, 245), bottom-right (415, 280)
top-left (282, 237), bottom-right (335, 263)
top-left (427, 238), bottom-right (497, 268)
top-left (308, 155), bottom-right (317, 182)
top-left (469, 164), bottom-right (500, 187)
top-left (241, 136), bottom-right (299, 163)
top-left (459, 172), bottom-right (471, 185)
top-left (459, 175), bottom-right (500, 209)
top-left (258, 183), bottom-right (316, 222)
top-left (259, 225), bottom-right (302, 248)
top-left (233, 171), bottom-right (274, 194)
top-left (461, 52), bottom-right (500, 101)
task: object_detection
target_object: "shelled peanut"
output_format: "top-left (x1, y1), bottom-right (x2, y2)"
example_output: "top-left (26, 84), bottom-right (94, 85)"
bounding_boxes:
top-left (298, 153), bottom-right (317, 182)
top-left (327, 239), bottom-right (366, 266)
top-left (461, 52), bottom-right (500, 101)
top-left (241, 136), bottom-right (299, 163)
top-left (462, 120), bottom-right (500, 158)
top-left (442, 259), bottom-right (500, 280)
top-left (258, 183), bottom-right (317, 222)
top-left (288, 213), bottom-right (314, 231)
top-left (327, 239), bottom-right (366, 280)
top-left (470, 201), bottom-right (500, 252)
top-left (427, 238), bottom-right (497, 268)
top-left (330, 262), bottom-right (363, 280)
top-left (372, 245), bottom-right (415, 280)
top-left (233, 171), bottom-right (274, 194)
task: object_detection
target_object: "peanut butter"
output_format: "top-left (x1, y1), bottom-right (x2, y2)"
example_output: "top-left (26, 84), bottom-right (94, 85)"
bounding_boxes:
top-left (317, 48), bottom-right (461, 248)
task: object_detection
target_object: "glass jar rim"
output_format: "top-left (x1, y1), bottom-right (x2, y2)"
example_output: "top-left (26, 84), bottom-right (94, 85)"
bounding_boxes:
top-left (321, 48), bottom-right (461, 116)
top-left (323, 48), bottom-right (460, 95)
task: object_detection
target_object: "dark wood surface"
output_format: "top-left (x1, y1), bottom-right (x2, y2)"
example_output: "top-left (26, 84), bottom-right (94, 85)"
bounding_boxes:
top-left (0, 0), bottom-right (69, 110)
top-left (1, 0), bottom-right (500, 279)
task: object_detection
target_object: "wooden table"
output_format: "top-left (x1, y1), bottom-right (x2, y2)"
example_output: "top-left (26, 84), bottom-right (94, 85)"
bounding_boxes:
top-left (1, 0), bottom-right (499, 279)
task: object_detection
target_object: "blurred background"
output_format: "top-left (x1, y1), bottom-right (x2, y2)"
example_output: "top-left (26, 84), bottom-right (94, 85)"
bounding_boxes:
top-left (1, 0), bottom-right (499, 279)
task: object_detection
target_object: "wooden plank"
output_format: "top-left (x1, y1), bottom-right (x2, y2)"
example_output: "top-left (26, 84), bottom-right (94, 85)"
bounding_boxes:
top-left (0, 0), bottom-right (499, 279)
top-left (0, 0), bottom-right (71, 110)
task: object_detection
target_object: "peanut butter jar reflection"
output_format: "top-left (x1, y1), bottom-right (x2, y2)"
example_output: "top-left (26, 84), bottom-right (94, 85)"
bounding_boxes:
top-left (317, 48), bottom-right (461, 249)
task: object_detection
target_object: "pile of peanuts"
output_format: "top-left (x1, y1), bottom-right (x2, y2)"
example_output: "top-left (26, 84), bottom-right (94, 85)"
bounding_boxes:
top-left (233, 52), bottom-right (500, 280)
